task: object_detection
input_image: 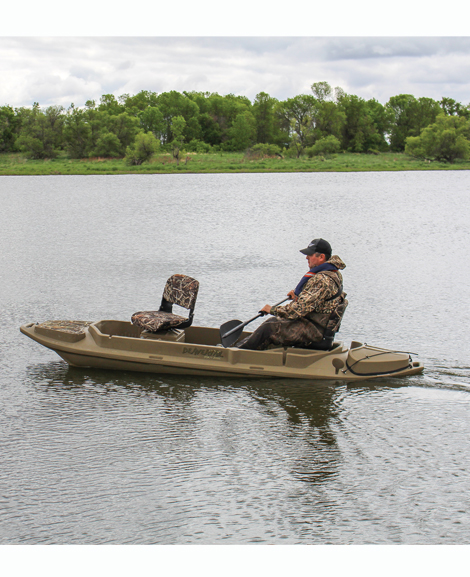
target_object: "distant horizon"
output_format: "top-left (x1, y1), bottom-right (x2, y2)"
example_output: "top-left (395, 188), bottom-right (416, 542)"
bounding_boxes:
top-left (1, 37), bottom-right (469, 110)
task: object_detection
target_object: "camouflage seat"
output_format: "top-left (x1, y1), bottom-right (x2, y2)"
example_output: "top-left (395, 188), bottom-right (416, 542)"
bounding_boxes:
top-left (131, 274), bottom-right (199, 333)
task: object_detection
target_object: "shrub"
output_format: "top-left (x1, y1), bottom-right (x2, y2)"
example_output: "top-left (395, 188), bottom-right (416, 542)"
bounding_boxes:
top-left (93, 132), bottom-right (122, 158)
top-left (125, 132), bottom-right (160, 165)
top-left (305, 135), bottom-right (341, 158)
top-left (245, 143), bottom-right (282, 159)
top-left (186, 139), bottom-right (212, 153)
top-left (405, 114), bottom-right (470, 163)
top-left (284, 146), bottom-right (299, 159)
top-left (404, 136), bottom-right (426, 159)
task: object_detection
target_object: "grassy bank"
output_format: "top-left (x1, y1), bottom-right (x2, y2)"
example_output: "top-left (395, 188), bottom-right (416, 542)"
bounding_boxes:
top-left (1, 151), bottom-right (470, 176)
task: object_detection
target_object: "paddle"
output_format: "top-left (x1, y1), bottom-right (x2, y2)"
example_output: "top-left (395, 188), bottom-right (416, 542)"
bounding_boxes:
top-left (219, 298), bottom-right (290, 348)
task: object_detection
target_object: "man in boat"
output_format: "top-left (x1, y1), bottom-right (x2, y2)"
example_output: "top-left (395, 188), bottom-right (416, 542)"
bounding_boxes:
top-left (237, 238), bottom-right (347, 350)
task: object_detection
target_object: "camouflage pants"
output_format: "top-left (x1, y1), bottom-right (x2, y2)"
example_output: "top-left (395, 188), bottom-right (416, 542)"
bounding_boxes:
top-left (237, 316), bottom-right (324, 351)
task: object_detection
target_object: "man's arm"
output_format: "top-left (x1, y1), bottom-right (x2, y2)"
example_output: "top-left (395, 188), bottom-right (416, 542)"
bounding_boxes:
top-left (260, 289), bottom-right (297, 315)
top-left (269, 276), bottom-right (332, 320)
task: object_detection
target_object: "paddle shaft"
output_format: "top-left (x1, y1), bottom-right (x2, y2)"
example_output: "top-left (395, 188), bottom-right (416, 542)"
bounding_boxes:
top-left (221, 298), bottom-right (290, 340)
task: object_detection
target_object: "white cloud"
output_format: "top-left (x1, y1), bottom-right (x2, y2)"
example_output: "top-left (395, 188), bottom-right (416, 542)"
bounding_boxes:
top-left (1, 37), bottom-right (470, 109)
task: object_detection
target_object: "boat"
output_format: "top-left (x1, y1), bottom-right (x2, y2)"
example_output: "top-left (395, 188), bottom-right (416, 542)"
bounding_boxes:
top-left (20, 319), bottom-right (424, 381)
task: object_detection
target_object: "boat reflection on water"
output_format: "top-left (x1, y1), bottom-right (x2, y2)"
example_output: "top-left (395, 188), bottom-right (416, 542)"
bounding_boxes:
top-left (24, 360), bottom-right (412, 490)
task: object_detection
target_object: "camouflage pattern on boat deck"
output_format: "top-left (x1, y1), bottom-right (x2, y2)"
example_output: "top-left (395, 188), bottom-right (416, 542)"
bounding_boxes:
top-left (36, 320), bottom-right (93, 334)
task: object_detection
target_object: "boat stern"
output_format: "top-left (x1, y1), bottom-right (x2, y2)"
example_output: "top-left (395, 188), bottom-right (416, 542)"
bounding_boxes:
top-left (343, 341), bottom-right (424, 378)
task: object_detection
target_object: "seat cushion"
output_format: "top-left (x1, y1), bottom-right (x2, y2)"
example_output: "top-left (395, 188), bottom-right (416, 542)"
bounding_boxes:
top-left (131, 311), bottom-right (188, 333)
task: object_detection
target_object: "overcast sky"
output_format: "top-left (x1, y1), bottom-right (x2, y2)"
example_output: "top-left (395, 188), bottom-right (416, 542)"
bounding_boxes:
top-left (1, 37), bottom-right (470, 110)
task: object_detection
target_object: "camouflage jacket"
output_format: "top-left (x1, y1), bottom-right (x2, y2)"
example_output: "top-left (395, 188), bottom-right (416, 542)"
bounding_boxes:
top-left (271, 255), bottom-right (346, 321)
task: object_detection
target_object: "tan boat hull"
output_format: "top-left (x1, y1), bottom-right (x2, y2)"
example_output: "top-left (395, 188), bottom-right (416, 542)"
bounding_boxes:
top-left (20, 320), bottom-right (424, 381)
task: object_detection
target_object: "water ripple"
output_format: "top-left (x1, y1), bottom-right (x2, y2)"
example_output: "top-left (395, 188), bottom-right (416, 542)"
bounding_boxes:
top-left (2, 173), bottom-right (470, 544)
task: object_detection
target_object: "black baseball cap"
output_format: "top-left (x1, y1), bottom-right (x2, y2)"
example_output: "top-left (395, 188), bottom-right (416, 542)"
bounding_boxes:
top-left (299, 238), bottom-right (332, 257)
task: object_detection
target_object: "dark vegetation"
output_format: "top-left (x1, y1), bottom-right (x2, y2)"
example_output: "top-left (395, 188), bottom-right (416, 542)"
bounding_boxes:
top-left (1, 82), bottom-right (469, 173)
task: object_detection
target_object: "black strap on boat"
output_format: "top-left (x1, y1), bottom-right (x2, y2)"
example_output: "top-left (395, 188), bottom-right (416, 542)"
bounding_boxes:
top-left (345, 360), bottom-right (412, 377)
top-left (344, 350), bottom-right (415, 377)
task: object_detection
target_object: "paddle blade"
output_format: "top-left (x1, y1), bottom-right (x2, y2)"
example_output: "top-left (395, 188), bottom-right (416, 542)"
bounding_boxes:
top-left (219, 297), bottom-right (288, 348)
top-left (220, 319), bottom-right (244, 348)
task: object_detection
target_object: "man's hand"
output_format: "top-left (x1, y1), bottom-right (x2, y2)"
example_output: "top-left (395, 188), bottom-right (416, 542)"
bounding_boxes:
top-left (287, 290), bottom-right (298, 302)
top-left (260, 292), bottom-right (296, 316)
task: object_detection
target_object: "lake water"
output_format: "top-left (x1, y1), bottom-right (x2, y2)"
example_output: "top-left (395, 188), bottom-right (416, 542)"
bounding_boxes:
top-left (1, 171), bottom-right (470, 546)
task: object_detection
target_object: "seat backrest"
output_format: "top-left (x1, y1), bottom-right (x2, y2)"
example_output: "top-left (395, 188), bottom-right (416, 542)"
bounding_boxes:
top-left (326, 297), bottom-right (348, 335)
top-left (160, 274), bottom-right (199, 315)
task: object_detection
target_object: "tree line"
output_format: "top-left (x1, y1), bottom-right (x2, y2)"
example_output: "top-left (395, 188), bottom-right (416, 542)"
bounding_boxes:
top-left (1, 81), bottom-right (469, 163)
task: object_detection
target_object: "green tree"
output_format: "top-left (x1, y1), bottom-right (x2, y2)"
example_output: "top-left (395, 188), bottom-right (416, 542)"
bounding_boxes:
top-left (63, 105), bottom-right (92, 158)
top-left (414, 97), bottom-right (442, 133)
top-left (156, 91), bottom-right (201, 144)
top-left (386, 94), bottom-right (417, 151)
top-left (64, 106), bottom-right (140, 158)
top-left (275, 95), bottom-right (317, 157)
top-left (170, 115), bottom-right (186, 165)
top-left (125, 131), bottom-right (160, 165)
top-left (311, 81), bottom-right (334, 102)
top-left (16, 103), bottom-right (65, 159)
top-left (0, 105), bottom-right (20, 152)
top-left (313, 100), bottom-right (345, 143)
top-left (252, 92), bottom-right (281, 145)
top-left (308, 81), bottom-right (346, 144)
top-left (364, 98), bottom-right (393, 151)
top-left (405, 114), bottom-right (470, 163)
top-left (440, 97), bottom-right (470, 119)
top-left (104, 112), bottom-right (140, 155)
top-left (183, 91), bottom-right (212, 114)
top-left (225, 111), bottom-right (256, 151)
top-left (84, 106), bottom-right (110, 154)
top-left (204, 93), bottom-right (253, 147)
top-left (337, 94), bottom-right (385, 152)
top-left (183, 91), bottom-right (222, 145)
top-left (198, 112), bottom-right (223, 146)
top-left (386, 94), bottom-right (441, 151)
top-left (98, 94), bottom-right (124, 115)
top-left (138, 106), bottom-right (165, 138)
top-left (120, 90), bottom-right (159, 115)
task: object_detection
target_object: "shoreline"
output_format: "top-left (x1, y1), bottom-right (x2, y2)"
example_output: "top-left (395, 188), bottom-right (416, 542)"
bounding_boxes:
top-left (2, 168), bottom-right (470, 177)
top-left (1, 151), bottom-right (469, 176)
